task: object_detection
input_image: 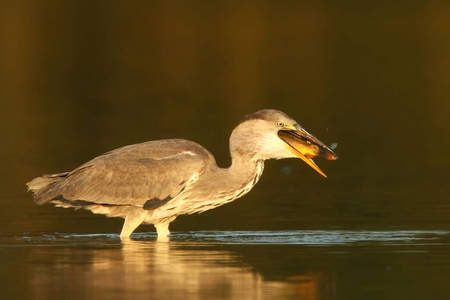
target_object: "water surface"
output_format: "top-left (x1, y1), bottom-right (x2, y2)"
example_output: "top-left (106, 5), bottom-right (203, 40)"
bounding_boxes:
top-left (2, 230), bottom-right (450, 299)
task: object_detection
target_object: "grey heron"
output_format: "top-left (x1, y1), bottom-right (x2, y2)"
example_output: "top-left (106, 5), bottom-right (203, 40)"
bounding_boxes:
top-left (27, 109), bottom-right (338, 239)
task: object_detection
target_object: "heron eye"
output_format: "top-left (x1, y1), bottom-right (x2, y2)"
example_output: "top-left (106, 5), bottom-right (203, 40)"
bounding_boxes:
top-left (277, 122), bottom-right (285, 127)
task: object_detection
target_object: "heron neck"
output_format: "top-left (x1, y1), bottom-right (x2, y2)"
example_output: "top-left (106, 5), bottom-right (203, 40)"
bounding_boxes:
top-left (227, 156), bottom-right (265, 186)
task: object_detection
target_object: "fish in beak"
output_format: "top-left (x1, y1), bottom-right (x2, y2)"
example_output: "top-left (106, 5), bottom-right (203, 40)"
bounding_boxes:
top-left (277, 126), bottom-right (338, 177)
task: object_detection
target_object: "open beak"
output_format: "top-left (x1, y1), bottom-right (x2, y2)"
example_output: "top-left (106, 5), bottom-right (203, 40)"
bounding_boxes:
top-left (277, 127), bottom-right (338, 178)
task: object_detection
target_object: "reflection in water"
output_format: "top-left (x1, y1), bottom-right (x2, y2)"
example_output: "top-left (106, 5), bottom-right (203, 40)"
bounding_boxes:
top-left (27, 234), bottom-right (336, 299)
top-left (117, 240), bottom-right (264, 299)
top-left (23, 230), bottom-right (450, 299)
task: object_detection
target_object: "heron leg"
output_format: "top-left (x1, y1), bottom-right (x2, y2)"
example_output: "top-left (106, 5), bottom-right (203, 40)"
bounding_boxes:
top-left (120, 209), bottom-right (148, 240)
top-left (154, 223), bottom-right (170, 237)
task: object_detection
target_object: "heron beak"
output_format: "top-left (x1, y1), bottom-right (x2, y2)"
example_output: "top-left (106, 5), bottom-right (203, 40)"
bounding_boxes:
top-left (277, 127), bottom-right (338, 178)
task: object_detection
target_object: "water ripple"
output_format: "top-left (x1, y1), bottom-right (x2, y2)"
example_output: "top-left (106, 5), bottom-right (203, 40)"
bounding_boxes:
top-left (11, 230), bottom-right (450, 246)
top-left (172, 230), bottom-right (450, 245)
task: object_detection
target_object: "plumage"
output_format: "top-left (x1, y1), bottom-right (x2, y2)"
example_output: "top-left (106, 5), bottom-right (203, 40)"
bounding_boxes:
top-left (27, 109), bottom-right (338, 239)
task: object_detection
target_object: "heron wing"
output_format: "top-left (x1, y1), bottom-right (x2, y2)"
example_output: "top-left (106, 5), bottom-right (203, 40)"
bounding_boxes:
top-left (34, 140), bottom-right (208, 207)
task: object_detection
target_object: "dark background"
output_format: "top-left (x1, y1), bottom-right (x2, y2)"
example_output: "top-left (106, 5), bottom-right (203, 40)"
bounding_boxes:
top-left (1, 0), bottom-right (450, 237)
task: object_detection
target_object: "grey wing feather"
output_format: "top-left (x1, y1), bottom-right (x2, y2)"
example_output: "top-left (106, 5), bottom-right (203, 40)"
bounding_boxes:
top-left (33, 140), bottom-right (208, 207)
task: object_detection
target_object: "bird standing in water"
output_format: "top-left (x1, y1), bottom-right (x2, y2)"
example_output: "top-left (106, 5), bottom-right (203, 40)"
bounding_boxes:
top-left (27, 109), bottom-right (338, 239)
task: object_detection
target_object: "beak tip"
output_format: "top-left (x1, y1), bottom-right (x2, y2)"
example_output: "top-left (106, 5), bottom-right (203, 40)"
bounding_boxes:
top-left (318, 170), bottom-right (328, 178)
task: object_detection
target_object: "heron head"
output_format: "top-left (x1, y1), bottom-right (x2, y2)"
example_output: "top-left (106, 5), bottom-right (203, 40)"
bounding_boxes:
top-left (230, 109), bottom-right (338, 177)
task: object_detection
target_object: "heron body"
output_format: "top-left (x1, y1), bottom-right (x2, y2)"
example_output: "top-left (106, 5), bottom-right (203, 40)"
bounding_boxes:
top-left (27, 109), bottom-right (338, 239)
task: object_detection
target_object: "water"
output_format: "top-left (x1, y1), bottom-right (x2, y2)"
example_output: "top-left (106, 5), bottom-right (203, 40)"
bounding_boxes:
top-left (2, 1), bottom-right (450, 299)
top-left (3, 230), bottom-right (450, 299)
